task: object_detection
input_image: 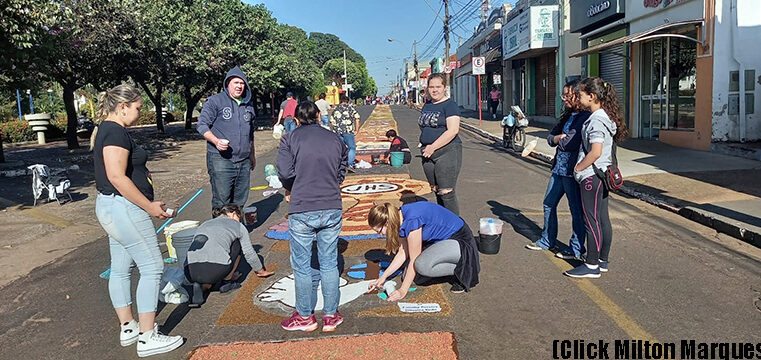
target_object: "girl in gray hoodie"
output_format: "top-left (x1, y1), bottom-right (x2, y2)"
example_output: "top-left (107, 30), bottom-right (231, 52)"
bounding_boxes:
top-left (565, 77), bottom-right (629, 279)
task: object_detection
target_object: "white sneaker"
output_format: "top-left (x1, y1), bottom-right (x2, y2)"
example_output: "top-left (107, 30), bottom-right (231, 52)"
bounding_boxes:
top-left (120, 320), bottom-right (139, 347)
top-left (136, 325), bottom-right (184, 357)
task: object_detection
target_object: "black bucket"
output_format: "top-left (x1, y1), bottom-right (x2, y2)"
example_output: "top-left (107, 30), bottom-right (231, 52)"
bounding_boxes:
top-left (477, 233), bottom-right (501, 254)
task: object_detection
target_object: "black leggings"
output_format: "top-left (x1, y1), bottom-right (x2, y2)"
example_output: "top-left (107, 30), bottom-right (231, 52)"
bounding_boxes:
top-left (421, 141), bottom-right (462, 215)
top-left (579, 175), bottom-right (612, 265)
top-left (184, 237), bottom-right (242, 284)
top-left (490, 100), bottom-right (499, 115)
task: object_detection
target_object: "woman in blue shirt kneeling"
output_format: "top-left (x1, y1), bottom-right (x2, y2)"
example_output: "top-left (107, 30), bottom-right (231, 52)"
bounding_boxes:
top-left (367, 201), bottom-right (480, 301)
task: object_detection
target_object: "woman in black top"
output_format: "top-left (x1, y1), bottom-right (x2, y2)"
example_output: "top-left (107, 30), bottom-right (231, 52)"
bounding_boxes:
top-left (418, 73), bottom-right (462, 215)
top-left (385, 129), bottom-right (411, 164)
top-left (92, 84), bottom-right (183, 357)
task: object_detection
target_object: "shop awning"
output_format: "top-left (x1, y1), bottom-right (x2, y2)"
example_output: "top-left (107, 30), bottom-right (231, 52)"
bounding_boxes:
top-left (569, 19), bottom-right (704, 58)
top-left (484, 47), bottom-right (502, 63)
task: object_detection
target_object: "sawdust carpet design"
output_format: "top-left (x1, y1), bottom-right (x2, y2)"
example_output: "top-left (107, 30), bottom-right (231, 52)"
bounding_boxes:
top-left (189, 332), bottom-right (459, 360)
top-left (216, 105), bottom-right (450, 327)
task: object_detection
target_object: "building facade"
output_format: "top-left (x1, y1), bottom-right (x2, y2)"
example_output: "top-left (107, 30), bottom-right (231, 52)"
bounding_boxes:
top-left (501, 0), bottom-right (561, 117)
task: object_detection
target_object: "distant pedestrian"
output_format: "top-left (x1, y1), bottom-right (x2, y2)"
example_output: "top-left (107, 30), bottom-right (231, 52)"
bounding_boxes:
top-left (525, 79), bottom-right (588, 261)
top-left (197, 66), bottom-right (257, 213)
top-left (184, 204), bottom-right (274, 307)
top-left (315, 93), bottom-right (332, 129)
top-left (92, 84), bottom-right (183, 357)
top-left (366, 201), bottom-right (480, 298)
top-left (277, 101), bottom-right (349, 332)
top-left (385, 129), bottom-right (411, 164)
top-left (276, 92), bottom-right (298, 133)
top-left (331, 94), bottom-right (360, 171)
top-left (489, 86), bottom-right (501, 119)
top-left (565, 77), bottom-right (629, 279)
top-left (418, 72), bottom-right (462, 215)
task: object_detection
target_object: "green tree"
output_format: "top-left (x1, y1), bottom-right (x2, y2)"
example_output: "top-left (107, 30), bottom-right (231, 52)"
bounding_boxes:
top-left (11, 0), bottom-right (138, 149)
top-left (246, 24), bottom-right (323, 101)
top-left (128, 0), bottom-right (189, 133)
top-left (308, 33), bottom-right (365, 68)
top-left (172, 0), bottom-right (276, 128)
top-left (323, 58), bottom-right (362, 95)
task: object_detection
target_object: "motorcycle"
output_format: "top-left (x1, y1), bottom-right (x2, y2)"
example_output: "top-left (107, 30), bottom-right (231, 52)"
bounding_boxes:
top-left (501, 112), bottom-right (528, 152)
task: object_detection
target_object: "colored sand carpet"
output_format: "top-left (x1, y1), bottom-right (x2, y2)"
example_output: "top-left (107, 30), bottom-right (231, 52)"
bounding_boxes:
top-left (188, 332), bottom-right (459, 360)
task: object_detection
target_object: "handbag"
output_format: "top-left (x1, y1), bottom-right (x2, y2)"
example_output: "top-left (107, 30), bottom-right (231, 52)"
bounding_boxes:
top-left (592, 142), bottom-right (624, 191)
top-left (584, 126), bottom-right (624, 192)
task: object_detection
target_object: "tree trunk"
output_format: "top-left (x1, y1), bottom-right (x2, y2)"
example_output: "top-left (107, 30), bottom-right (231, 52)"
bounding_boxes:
top-left (0, 132), bottom-right (5, 163)
top-left (183, 87), bottom-right (194, 130)
top-left (183, 84), bottom-right (213, 130)
top-left (138, 81), bottom-right (164, 134)
top-left (62, 84), bottom-right (80, 149)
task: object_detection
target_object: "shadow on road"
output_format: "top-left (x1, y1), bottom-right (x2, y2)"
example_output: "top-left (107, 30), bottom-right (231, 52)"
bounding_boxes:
top-left (247, 193), bottom-right (284, 230)
top-left (487, 200), bottom-right (541, 242)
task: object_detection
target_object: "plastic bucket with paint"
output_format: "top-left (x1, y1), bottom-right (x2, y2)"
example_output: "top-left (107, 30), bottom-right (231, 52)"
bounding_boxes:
top-left (171, 227), bottom-right (197, 266)
top-left (164, 220), bottom-right (200, 259)
top-left (390, 152), bottom-right (404, 167)
top-left (243, 205), bottom-right (258, 225)
top-left (477, 233), bottom-right (501, 254)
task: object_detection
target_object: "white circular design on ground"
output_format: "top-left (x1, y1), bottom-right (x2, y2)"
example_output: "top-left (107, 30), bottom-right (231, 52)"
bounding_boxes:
top-left (341, 182), bottom-right (399, 194)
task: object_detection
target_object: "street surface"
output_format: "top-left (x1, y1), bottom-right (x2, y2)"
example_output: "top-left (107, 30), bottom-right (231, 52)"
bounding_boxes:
top-left (1, 105), bottom-right (760, 359)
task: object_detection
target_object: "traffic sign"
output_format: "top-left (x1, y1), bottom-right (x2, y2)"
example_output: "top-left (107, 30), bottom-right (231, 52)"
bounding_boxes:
top-left (472, 56), bottom-right (485, 75)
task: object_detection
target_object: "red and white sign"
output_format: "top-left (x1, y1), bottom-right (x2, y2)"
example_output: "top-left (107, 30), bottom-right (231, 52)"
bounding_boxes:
top-left (472, 56), bottom-right (486, 75)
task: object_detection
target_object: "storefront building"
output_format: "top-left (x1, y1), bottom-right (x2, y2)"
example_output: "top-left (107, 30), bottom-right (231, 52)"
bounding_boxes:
top-left (569, 0), bottom-right (628, 123)
top-left (628, 0), bottom-right (707, 149)
top-left (502, 0), bottom-right (560, 117)
top-left (711, 0), bottom-right (761, 147)
top-left (453, 48), bottom-right (476, 110)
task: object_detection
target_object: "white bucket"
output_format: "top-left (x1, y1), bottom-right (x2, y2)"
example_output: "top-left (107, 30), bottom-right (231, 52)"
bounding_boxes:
top-left (164, 220), bottom-right (199, 259)
top-left (479, 217), bottom-right (503, 235)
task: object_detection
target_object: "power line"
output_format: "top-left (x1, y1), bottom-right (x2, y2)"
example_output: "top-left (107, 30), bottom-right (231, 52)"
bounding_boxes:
top-left (418, 2), bottom-right (444, 44)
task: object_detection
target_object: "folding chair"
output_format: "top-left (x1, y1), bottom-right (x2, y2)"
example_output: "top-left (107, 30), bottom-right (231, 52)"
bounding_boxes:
top-left (28, 164), bottom-right (73, 206)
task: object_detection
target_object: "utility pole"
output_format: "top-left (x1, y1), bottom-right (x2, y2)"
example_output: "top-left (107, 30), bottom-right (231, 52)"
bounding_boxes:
top-left (444, 0), bottom-right (450, 66)
top-left (414, 40), bottom-right (420, 104)
top-left (343, 50), bottom-right (349, 99)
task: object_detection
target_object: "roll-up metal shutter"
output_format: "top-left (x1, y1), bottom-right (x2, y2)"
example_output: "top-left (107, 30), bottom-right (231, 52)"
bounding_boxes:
top-left (598, 44), bottom-right (626, 109)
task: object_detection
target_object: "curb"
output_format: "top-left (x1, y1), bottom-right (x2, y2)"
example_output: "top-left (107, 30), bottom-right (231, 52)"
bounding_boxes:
top-left (460, 122), bottom-right (761, 247)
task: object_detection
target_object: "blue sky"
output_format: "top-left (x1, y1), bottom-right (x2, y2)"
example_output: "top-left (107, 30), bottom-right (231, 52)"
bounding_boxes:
top-left (249, 0), bottom-right (511, 94)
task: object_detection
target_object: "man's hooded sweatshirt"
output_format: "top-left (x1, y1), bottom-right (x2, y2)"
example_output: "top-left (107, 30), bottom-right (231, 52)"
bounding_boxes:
top-left (197, 66), bottom-right (256, 163)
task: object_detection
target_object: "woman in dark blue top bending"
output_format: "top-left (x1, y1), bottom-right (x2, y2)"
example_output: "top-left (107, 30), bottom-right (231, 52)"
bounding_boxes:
top-left (367, 201), bottom-right (480, 301)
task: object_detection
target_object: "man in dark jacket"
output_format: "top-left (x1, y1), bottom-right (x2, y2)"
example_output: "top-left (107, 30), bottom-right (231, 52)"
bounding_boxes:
top-left (276, 101), bottom-right (348, 332)
top-left (197, 66), bottom-right (256, 212)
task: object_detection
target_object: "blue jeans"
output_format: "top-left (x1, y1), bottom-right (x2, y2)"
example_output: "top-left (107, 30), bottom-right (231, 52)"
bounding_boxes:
top-left (207, 152), bottom-right (251, 210)
top-left (537, 174), bottom-right (586, 256)
top-left (95, 193), bottom-right (164, 313)
top-left (284, 117), bottom-right (297, 133)
top-left (340, 133), bottom-right (356, 168)
top-left (288, 209), bottom-right (342, 316)
top-left (321, 115), bottom-right (330, 128)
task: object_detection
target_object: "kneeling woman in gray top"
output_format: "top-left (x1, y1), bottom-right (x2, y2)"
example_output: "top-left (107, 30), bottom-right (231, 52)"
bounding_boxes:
top-left (184, 204), bottom-right (273, 306)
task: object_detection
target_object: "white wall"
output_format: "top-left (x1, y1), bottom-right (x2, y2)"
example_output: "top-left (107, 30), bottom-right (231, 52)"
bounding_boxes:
top-left (562, 0), bottom-right (582, 78)
top-left (712, 0), bottom-right (761, 142)
top-left (627, 0), bottom-right (704, 33)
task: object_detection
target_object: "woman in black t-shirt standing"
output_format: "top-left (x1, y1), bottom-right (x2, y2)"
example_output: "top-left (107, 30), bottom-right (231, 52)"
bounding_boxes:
top-left (418, 73), bottom-right (462, 215)
top-left (92, 84), bottom-right (183, 357)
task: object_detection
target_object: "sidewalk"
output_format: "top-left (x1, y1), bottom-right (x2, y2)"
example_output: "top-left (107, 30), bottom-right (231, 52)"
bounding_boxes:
top-left (458, 113), bottom-right (761, 247)
top-left (0, 120), bottom-right (281, 289)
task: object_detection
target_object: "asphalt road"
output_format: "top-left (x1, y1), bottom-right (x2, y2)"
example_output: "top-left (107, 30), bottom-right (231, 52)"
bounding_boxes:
top-left (1, 105), bottom-right (761, 360)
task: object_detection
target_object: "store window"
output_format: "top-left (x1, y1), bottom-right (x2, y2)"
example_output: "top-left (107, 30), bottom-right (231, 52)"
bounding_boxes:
top-left (667, 31), bottom-right (697, 130)
top-left (639, 31), bottom-right (697, 138)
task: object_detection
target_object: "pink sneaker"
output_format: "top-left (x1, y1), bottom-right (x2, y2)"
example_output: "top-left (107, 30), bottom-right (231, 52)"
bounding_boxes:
top-left (281, 311), bottom-right (318, 332)
top-left (322, 311), bottom-right (344, 332)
